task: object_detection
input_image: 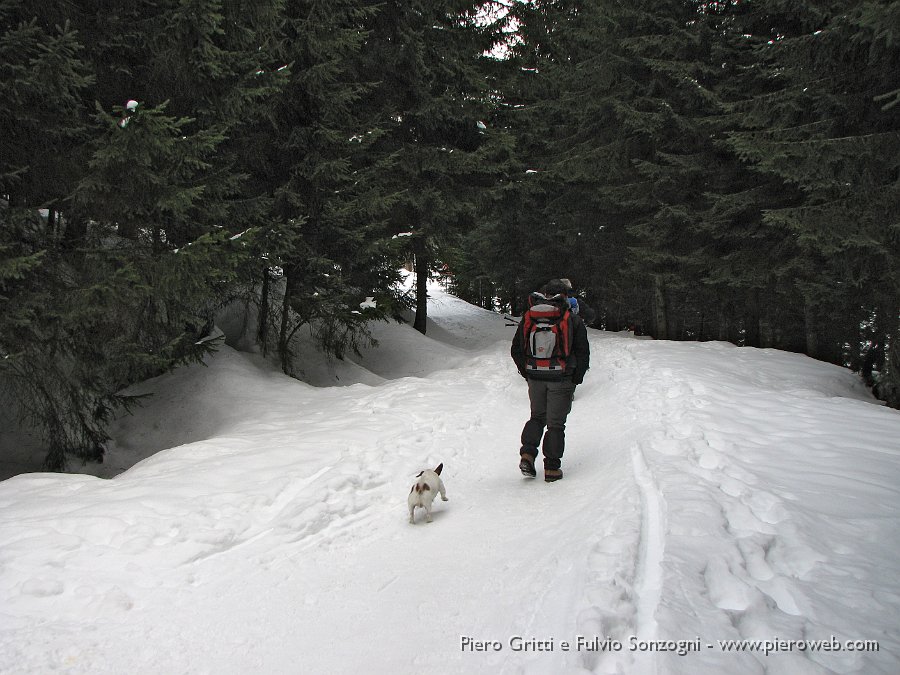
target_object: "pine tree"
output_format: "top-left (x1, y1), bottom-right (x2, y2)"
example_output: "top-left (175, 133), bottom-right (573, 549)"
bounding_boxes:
top-left (1, 2), bottom-right (96, 469)
top-left (0, 1), bottom-right (93, 214)
top-left (672, 0), bottom-right (806, 348)
top-left (493, 0), bottom-right (707, 333)
top-left (451, 1), bottom-right (609, 314)
top-left (358, 0), bottom-right (508, 333)
top-left (242, 0), bottom-right (409, 373)
top-left (2, 1), bottom-right (286, 469)
top-left (724, 0), bottom-right (900, 385)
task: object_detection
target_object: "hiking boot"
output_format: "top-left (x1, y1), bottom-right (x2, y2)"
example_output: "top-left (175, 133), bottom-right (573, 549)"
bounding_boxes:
top-left (544, 468), bottom-right (563, 482)
top-left (519, 453), bottom-right (537, 478)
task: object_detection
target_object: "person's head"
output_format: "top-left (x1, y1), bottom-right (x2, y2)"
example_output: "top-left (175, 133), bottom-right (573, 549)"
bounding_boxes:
top-left (543, 279), bottom-right (570, 297)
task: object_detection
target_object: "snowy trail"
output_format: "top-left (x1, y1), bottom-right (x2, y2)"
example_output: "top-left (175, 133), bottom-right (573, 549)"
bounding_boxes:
top-left (0, 330), bottom-right (651, 673)
top-left (2, 285), bottom-right (900, 674)
top-left (118, 349), bottom-right (635, 675)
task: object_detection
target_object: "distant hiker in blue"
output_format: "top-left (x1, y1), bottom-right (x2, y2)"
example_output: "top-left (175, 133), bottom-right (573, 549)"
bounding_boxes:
top-left (561, 277), bottom-right (597, 326)
top-left (510, 279), bottom-right (590, 482)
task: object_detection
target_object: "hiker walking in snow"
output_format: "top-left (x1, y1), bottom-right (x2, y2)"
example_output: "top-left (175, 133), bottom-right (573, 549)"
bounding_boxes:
top-left (560, 278), bottom-right (597, 326)
top-left (511, 279), bottom-right (590, 482)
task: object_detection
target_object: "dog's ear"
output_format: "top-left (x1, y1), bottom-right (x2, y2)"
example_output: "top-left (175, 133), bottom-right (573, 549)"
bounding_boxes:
top-left (416, 471), bottom-right (424, 477)
top-left (434, 463), bottom-right (443, 475)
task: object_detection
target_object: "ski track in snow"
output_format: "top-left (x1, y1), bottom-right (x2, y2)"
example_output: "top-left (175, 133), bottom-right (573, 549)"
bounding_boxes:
top-left (630, 441), bottom-right (666, 673)
top-left (2, 285), bottom-right (900, 674)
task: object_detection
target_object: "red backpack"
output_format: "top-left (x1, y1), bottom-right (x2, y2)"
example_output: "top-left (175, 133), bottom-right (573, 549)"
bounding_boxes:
top-left (521, 292), bottom-right (573, 379)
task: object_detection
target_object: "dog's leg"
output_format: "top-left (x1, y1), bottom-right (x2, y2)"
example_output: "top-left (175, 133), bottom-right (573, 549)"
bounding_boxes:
top-left (424, 501), bottom-right (433, 523)
top-left (408, 503), bottom-right (416, 524)
top-left (438, 479), bottom-right (448, 501)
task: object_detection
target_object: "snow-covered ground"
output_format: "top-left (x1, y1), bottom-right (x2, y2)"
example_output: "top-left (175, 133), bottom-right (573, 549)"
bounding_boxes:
top-left (1, 282), bottom-right (899, 674)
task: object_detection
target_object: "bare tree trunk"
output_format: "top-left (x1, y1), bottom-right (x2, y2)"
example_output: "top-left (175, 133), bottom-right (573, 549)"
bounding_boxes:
top-left (47, 207), bottom-right (57, 239)
top-left (744, 289), bottom-right (761, 347)
top-left (61, 212), bottom-right (88, 250)
top-left (717, 310), bottom-right (729, 342)
top-left (278, 268), bottom-right (294, 373)
top-left (804, 301), bottom-right (819, 359)
top-left (759, 302), bottom-right (775, 348)
top-left (413, 237), bottom-right (428, 335)
top-left (152, 227), bottom-right (164, 254)
top-left (652, 275), bottom-right (668, 340)
top-left (509, 278), bottom-right (519, 317)
top-left (877, 309), bottom-right (900, 408)
top-left (258, 269), bottom-right (271, 356)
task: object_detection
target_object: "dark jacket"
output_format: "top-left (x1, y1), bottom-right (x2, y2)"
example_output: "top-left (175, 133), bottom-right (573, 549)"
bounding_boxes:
top-left (511, 310), bottom-right (590, 384)
top-left (574, 298), bottom-right (597, 327)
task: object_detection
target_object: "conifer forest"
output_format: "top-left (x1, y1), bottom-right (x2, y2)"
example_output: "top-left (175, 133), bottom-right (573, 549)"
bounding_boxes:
top-left (2, 1), bottom-right (899, 469)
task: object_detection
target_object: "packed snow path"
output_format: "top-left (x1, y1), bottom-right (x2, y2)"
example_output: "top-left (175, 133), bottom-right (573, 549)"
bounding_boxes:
top-left (1, 285), bottom-right (899, 674)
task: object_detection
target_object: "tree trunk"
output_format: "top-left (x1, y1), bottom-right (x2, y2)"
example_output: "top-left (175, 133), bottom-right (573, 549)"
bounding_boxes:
top-left (652, 275), bottom-right (668, 340)
top-left (744, 289), bottom-right (761, 347)
top-left (47, 207), bottom-right (57, 239)
top-left (413, 237), bottom-right (428, 334)
top-left (717, 310), bottom-right (729, 342)
top-left (759, 290), bottom-right (775, 348)
top-left (509, 279), bottom-right (519, 317)
top-left (804, 301), bottom-right (819, 359)
top-left (258, 268), bottom-right (271, 356)
top-left (278, 268), bottom-right (294, 374)
top-left (607, 314), bottom-right (621, 332)
top-left (877, 309), bottom-right (900, 409)
top-left (759, 316), bottom-right (774, 348)
top-left (61, 213), bottom-right (88, 250)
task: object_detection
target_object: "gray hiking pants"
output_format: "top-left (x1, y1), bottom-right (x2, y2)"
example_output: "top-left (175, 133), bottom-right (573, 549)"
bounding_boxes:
top-left (520, 377), bottom-right (576, 470)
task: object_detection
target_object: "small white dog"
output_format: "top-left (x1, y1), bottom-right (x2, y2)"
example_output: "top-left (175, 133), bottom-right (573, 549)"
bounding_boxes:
top-left (408, 463), bottom-right (448, 524)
